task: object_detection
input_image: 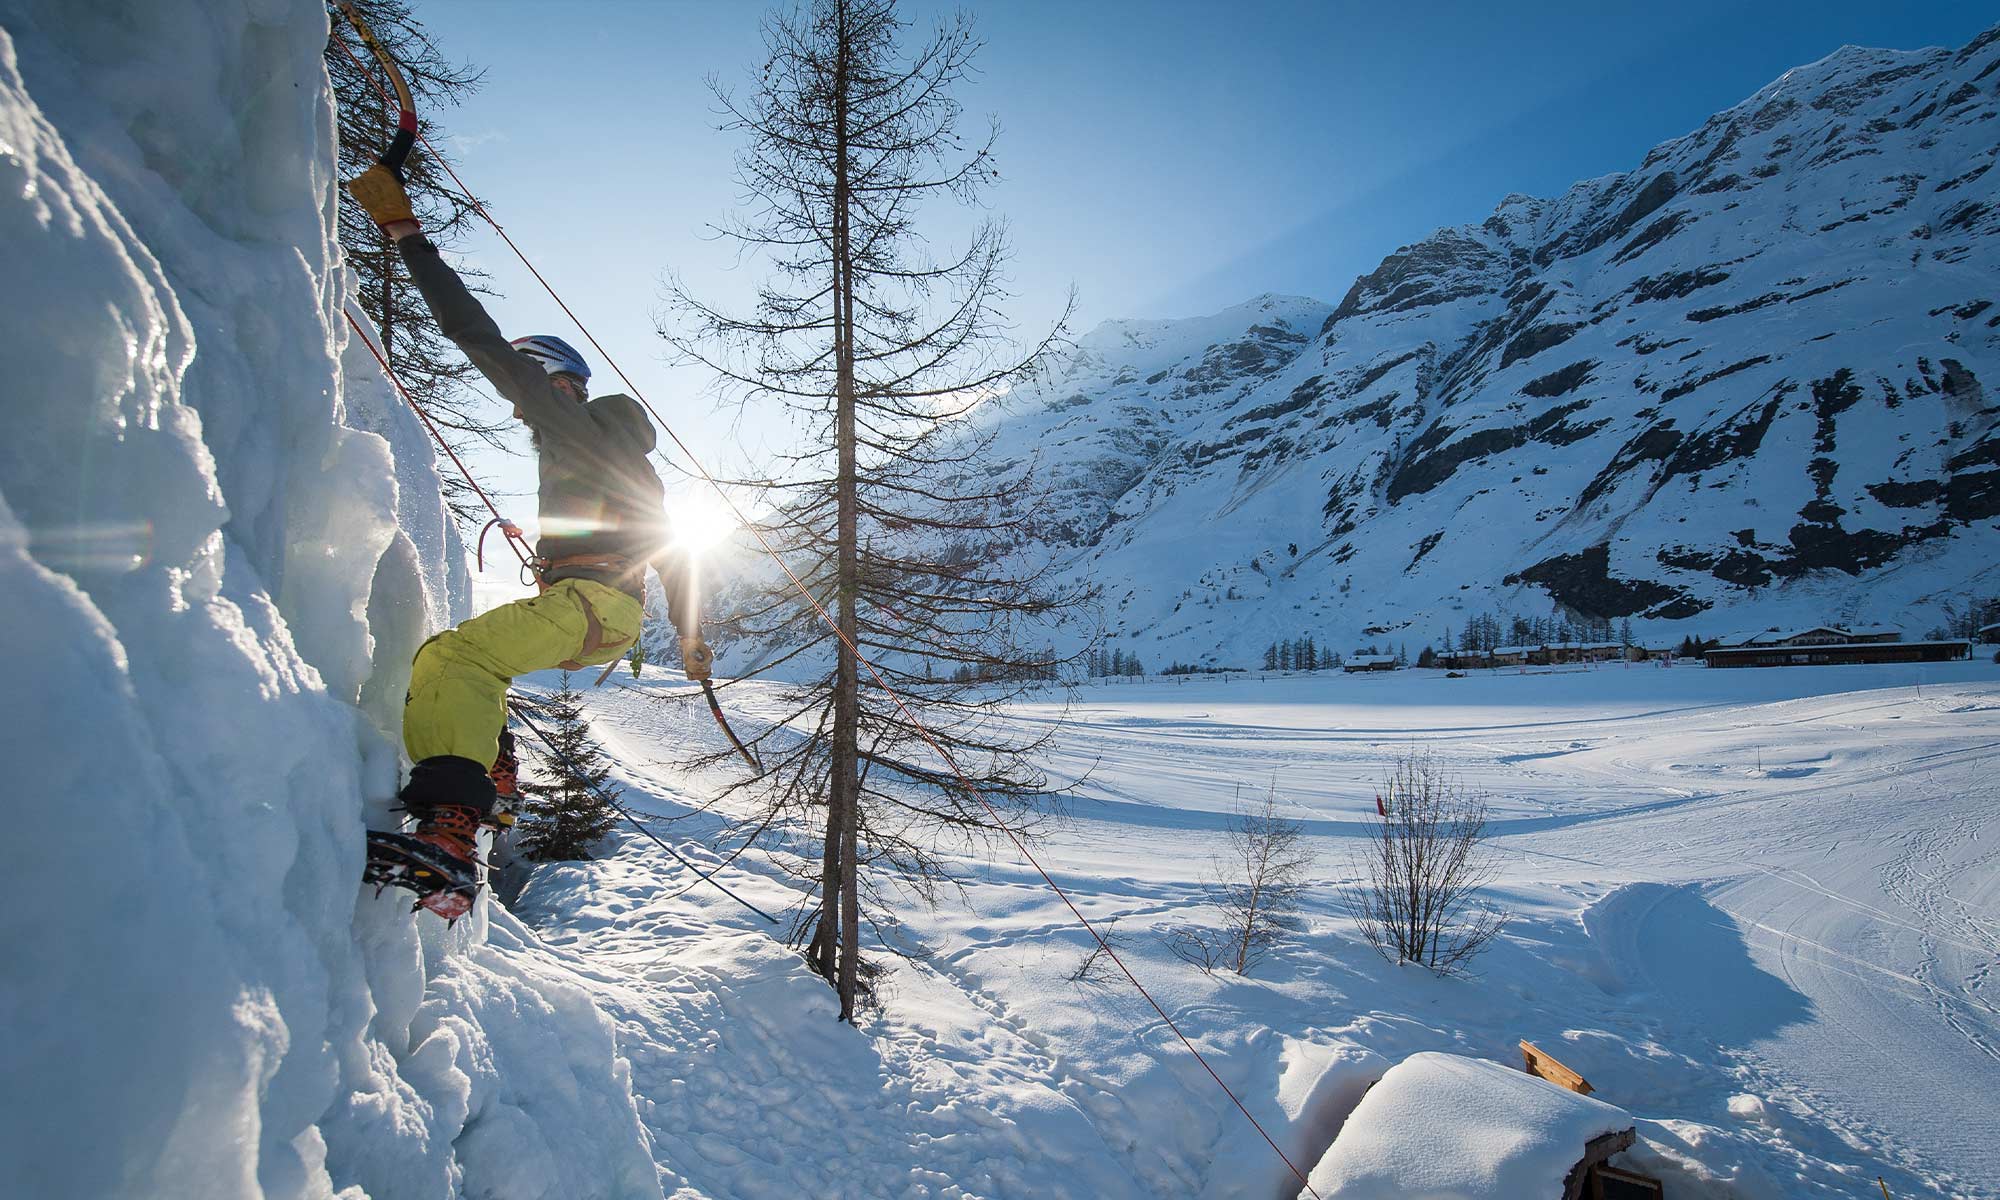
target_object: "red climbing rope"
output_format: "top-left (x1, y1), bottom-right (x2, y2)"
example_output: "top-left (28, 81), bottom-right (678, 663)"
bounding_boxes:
top-left (342, 308), bottom-right (534, 569)
top-left (330, 23), bottom-right (1321, 1195)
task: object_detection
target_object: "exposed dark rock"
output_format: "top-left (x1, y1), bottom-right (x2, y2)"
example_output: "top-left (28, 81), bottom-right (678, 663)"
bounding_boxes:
top-left (1611, 212), bottom-right (1693, 265)
top-left (1573, 172), bottom-right (1680, 259)
top-left (1661, 392), bottom-right (1786, 482)
top-left (1633, 268), bottom-right (1731, 303)
top-left (1523, 398), bottom-right (1609, 447)
top-left (1620, 333), bottom-right (1692, 356)
top-left (1350, 350), bottom-right (1423, 396)
top-left (1945, 432), bottom-right (2000, 521)
top-left (1408, 530), bottom-right (1445, 569)
top-left (1687, 278), bottom-right (1855, 322)
top-left (1811, 62), bottom-right (1930, 114)
top-left (1657, 545), bottom-right (1775, 589)
top-left (1500, 322), bottom-right (1582, 369)
top-left (1521, 360), bottom-right (1597, 398)
top-left (1927, 298), bottom-right (1992, 320)
top-left (1778, 517), bottom-right (1940, 577)
top-left (1578, 422), bottom-right (1684, 509)
top-left (1506, 543), bottom-right (1684, 618)
top-left (1868, 479), bottom-right (1944, 507)
top-left (1941, 201), bottom-right (1990, 234)
top-left (1810, 369), bottom-right (1864, 454)
top-left (1939, 358), bottom-right (1986, 408)
top-left (1333, 397), bottom-right (1395, 428)
top-left (1332, 230), bottom-right (1506, 321)
top-left (1749, 97), bottom-right (1798, 132)
top-left (1388, 426), bottom-right (1527, 502)
top-left (1227, 376), bottom-right (1324, 429)
top-left (1661, 356), bottom-right (1772, 402)
top-left (1955, 24), bottom-right (2000, 64)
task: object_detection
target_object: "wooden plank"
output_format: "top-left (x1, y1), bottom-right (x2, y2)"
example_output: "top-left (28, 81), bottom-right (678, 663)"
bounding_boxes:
top-left (1590, 1163), bottom-right (1664, 1199)
top-left (1520, 1039), bottom-right (1595, 1095)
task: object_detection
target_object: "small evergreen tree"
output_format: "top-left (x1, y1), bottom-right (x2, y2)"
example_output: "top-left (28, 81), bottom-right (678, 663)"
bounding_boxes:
top-left (517, 674), bottom-right (621, 861)
top-left (1263, 642), bottom-right (1279, 671)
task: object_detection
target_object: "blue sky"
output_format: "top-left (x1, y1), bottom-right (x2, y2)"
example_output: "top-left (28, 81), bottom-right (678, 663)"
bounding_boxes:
top-left (408, 0), bottom-right (1997, 598)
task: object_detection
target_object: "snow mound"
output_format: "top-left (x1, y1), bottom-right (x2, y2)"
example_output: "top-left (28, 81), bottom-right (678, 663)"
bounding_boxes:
top-left (1304, 1052), bottom-right (1633, 1199)
top-left (0, 3), bottom-right (653, 1196)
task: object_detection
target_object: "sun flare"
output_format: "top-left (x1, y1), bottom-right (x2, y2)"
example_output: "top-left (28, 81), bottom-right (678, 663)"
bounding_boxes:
top-left (668, 487), bottom-right (742, 556)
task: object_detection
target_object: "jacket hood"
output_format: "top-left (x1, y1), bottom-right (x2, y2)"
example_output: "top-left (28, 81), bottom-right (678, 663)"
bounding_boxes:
top-left (587, 393), bottom-right (656, 454)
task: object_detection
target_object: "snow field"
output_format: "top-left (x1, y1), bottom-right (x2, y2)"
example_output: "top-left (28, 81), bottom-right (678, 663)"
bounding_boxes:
top-left (534, 659), bottom-right (1998, 1198)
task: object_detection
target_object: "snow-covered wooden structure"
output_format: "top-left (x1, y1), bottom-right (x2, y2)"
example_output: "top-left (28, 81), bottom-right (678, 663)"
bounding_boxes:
top-left (1302, 1052), bottom-right (1655, 1200)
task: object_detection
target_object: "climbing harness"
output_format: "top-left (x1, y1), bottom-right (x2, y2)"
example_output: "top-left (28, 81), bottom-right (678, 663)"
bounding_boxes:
top-left (507, 698), bottom-right (779, 925)
top-left (330, 16), bottom-right (1316, 1194)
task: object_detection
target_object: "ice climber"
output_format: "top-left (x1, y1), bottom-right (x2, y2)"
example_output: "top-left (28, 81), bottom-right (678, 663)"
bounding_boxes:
top-left (345, 163), bottom-right (712, 919)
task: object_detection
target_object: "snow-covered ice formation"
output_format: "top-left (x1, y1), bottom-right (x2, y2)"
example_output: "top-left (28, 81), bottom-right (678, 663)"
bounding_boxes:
top-left (0, 3), bottom-right (656, 1196)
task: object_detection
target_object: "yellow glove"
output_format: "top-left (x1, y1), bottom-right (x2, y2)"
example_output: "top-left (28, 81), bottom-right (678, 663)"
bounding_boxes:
top-left (682, 637), bottom-right (714, 683)
top-left (344, 164), bottom-right (416, 228)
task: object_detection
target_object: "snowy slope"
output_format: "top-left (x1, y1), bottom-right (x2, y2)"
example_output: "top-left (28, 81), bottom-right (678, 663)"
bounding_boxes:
top-left (0, 3), bottom-right (656, 1197)
top-left (975, 27), bottom-right (2000, 667)
top-left (518, 656), bottom-right (1999, 1199)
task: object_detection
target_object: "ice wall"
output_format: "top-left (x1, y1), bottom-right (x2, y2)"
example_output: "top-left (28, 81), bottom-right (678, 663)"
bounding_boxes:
top-left (0, 2), bottom-right (655, 1196)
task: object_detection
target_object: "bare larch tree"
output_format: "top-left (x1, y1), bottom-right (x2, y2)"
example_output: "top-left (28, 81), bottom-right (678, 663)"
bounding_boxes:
top-left (662, 0), bottom-right (1083, 1021)
top-left (327, 0), bottom-right (509, 526)
top-left (1167, 781), bottom-right (1312, 976)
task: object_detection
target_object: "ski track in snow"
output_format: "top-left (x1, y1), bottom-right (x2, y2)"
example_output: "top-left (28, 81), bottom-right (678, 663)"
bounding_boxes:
top-left (489, 660), bottom-right (2000, 1199)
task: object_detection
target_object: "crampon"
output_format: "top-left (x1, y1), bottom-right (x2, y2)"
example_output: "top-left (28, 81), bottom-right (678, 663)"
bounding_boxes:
top-left (364, 829), bottom-right (481, 922)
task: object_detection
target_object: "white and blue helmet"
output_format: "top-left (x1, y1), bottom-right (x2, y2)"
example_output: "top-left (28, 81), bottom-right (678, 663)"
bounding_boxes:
top-left (509, 334), bottom-right (591, 383)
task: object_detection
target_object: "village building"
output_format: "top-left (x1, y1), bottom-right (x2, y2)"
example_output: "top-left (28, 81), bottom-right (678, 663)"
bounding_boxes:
top-left (1530, 641), bottom-right (1627, 666)
top-left (1343, 653), bottom-right (1398, 673)
top-left (1438, 642), bottom-right (1652, 669)
top-left (1979, 620), bottom-right (2000, 644)
top-left (1706, 625), bottom-right (1970, 668)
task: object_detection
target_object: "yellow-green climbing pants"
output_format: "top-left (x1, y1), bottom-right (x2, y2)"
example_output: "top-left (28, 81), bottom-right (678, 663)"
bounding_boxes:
top-left (404, 577), bottom-right (641, 768)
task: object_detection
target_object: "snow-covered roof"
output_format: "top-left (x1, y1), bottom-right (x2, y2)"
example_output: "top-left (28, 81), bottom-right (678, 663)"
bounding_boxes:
top-left (1979, 621), bottom-right (2000, 638)
top-left (1347, 654), bottom-right (1398, 665)
top-left (1845, 625), bottom-right (1901, 636)
top-left (1305, 1053), bottom-right (1633, 1199)
top-left (1715, 628), bottom-right (1773, 648)
top-left (1749, 626), bottom-right (1851, 645)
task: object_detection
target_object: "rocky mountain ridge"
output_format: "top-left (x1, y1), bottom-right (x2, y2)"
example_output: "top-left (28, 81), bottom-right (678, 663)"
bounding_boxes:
top-left (978, 26), bottom-right (2000, 664)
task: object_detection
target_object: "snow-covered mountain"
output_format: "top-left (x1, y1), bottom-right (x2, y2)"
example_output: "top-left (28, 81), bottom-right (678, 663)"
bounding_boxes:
top-left (986, 27), bottom-right (2000, 665)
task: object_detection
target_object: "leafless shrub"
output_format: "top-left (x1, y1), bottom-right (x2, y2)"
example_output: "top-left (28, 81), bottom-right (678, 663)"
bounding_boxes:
top-left (1346, 750), bottom-right (1507, 975)
top-left (1067, 922), bottom-right (1128, 984)
top-left (1167, 781), bottom-right (1313, 976)
top-left (1164, 924), bottom-right (1231, 975)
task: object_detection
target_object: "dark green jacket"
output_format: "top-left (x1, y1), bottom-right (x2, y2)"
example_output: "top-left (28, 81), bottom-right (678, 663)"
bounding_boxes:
top-left (398, 234), bottom-right (692, 625)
